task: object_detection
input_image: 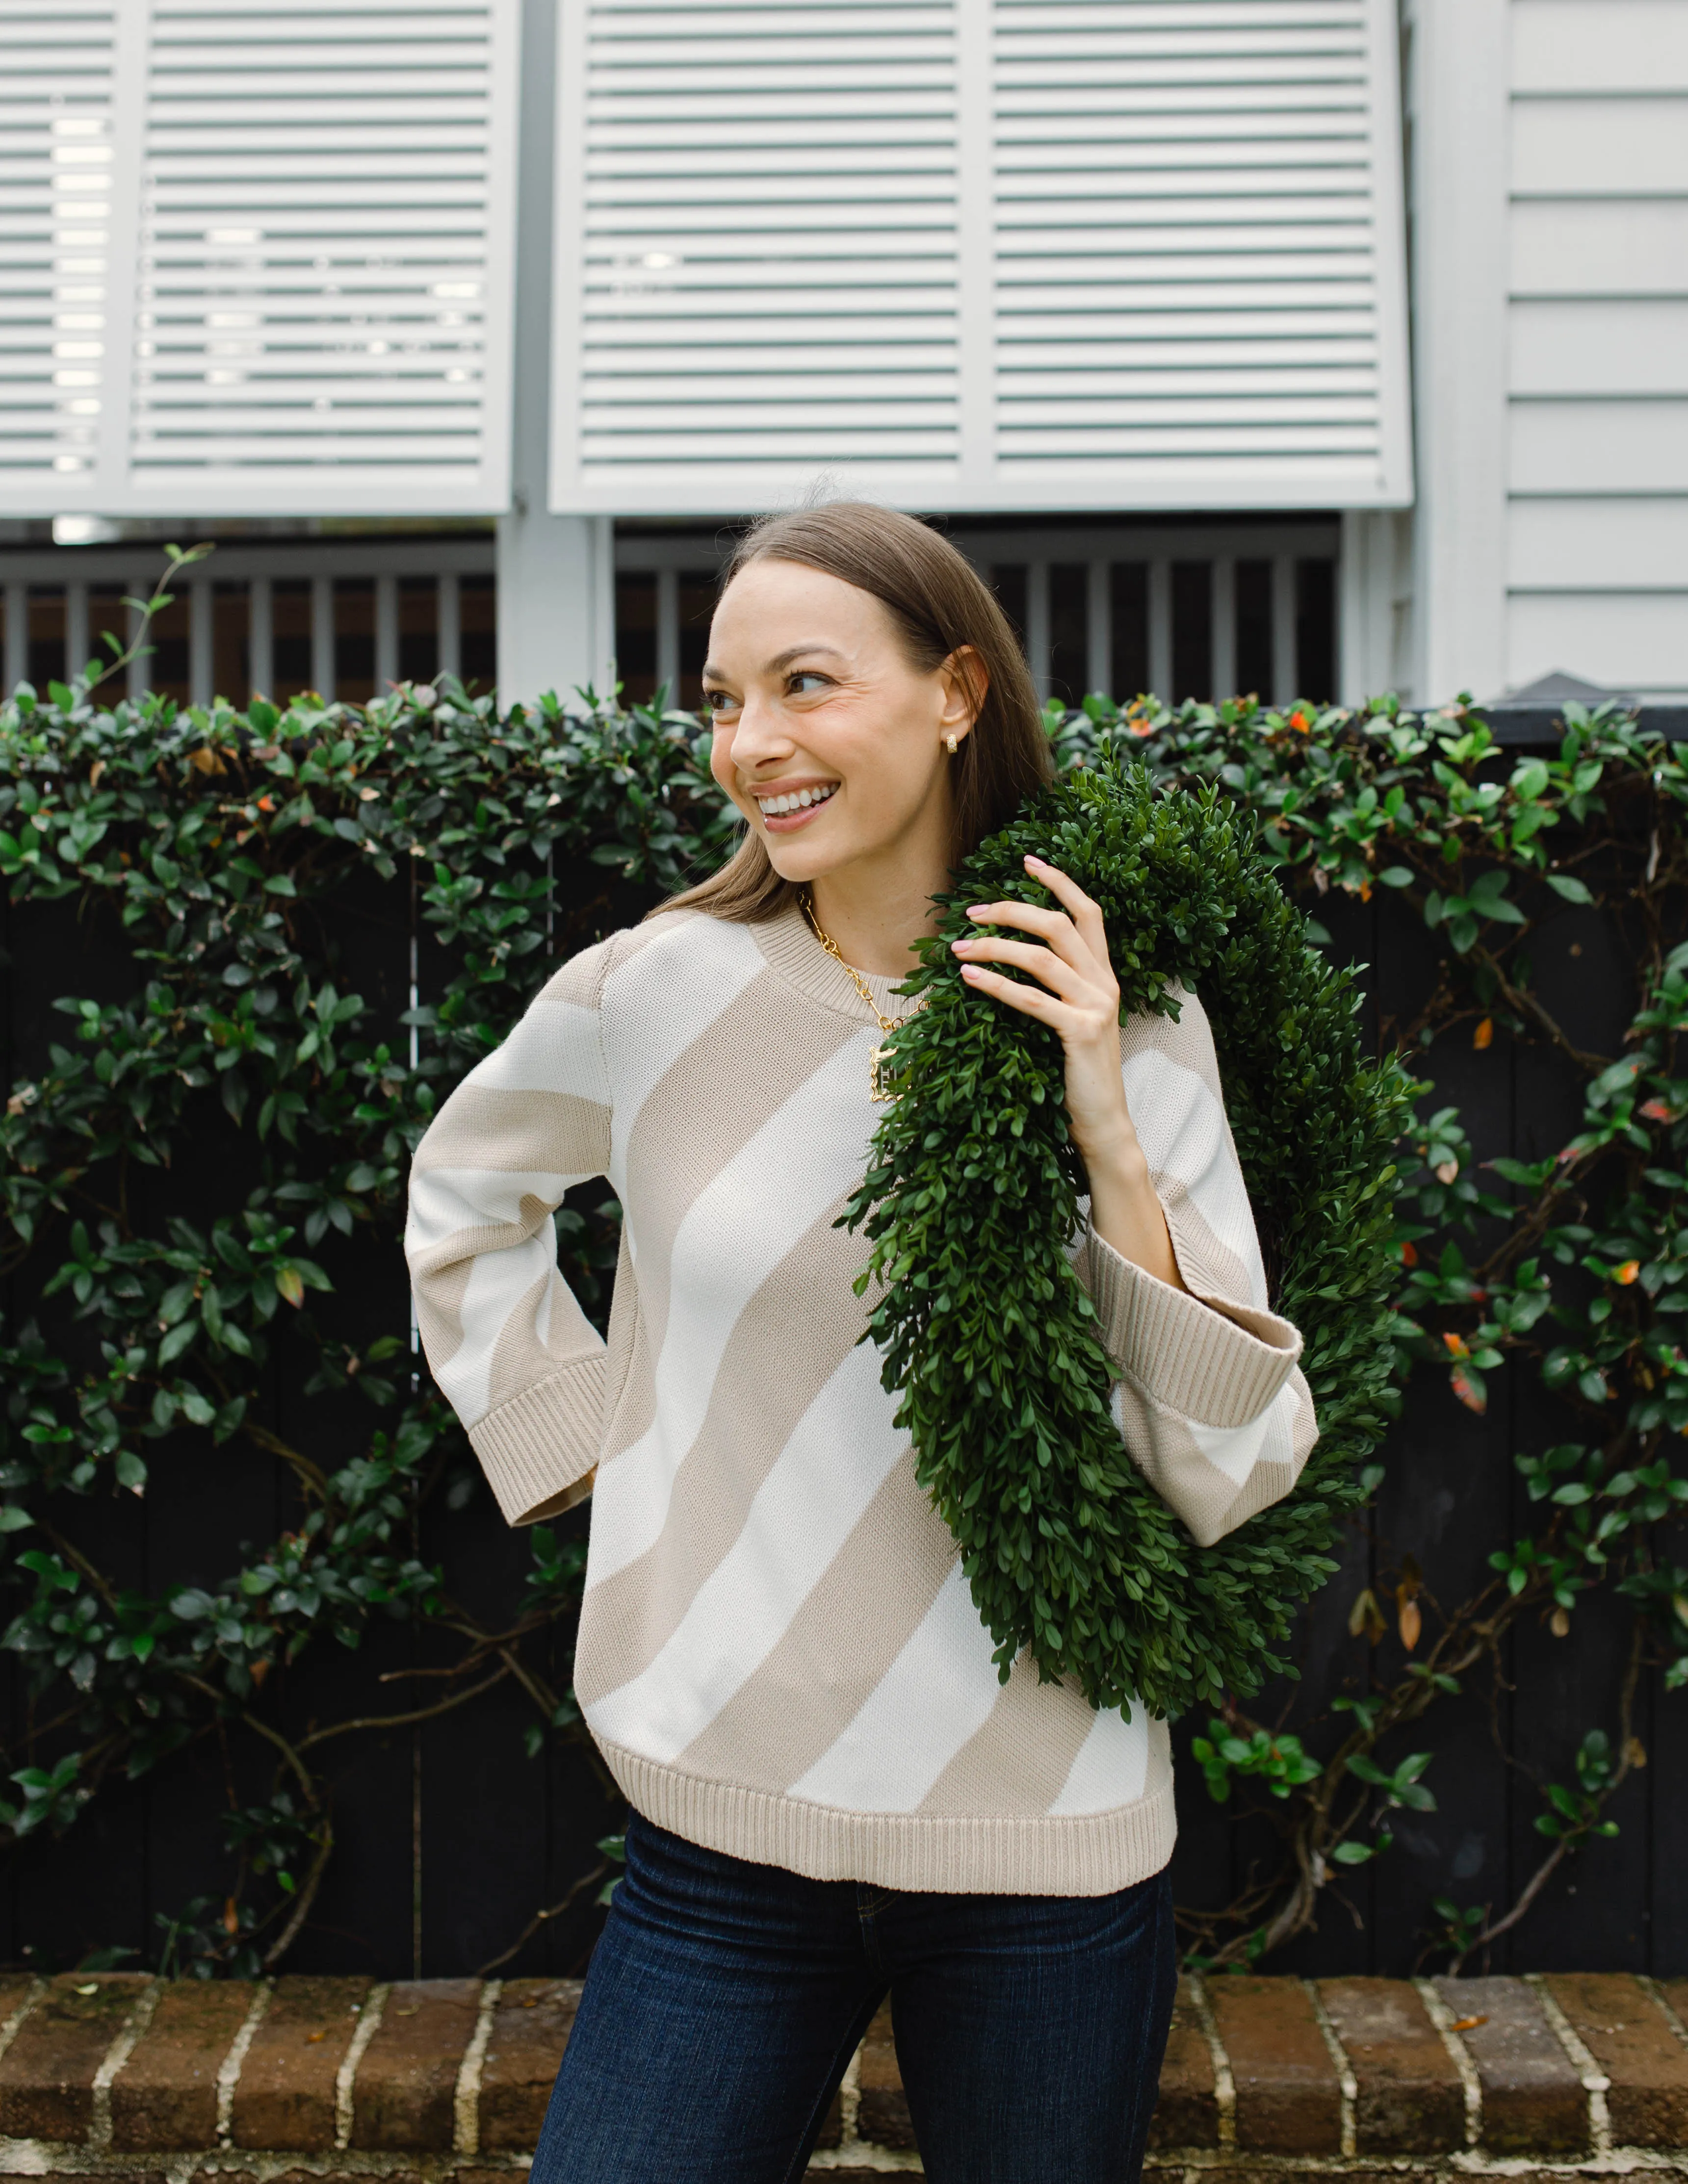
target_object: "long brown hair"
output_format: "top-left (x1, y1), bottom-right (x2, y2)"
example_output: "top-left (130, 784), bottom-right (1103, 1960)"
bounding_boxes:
top-left (659, 502), bottom-right (1052, 922)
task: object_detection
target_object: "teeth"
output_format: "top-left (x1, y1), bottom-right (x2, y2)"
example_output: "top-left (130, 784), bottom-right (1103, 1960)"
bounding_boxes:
top-left (758, 784), bottom-right (836, 816)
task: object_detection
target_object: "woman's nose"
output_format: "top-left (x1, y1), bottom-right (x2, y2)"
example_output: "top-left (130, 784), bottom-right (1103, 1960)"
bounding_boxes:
top-left (730, 695), bottom-right (790, 762)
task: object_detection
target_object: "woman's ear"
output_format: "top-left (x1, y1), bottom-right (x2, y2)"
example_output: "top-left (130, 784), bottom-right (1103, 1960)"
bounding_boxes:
top-left (941, 645), bottom-right (987, 743)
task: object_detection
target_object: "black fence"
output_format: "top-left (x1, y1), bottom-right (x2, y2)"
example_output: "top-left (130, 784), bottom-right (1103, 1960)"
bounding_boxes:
top-left (1181, 877), bottom-right (1674, 1977)
top-left (2, 706), bottom-right (1683, 1980)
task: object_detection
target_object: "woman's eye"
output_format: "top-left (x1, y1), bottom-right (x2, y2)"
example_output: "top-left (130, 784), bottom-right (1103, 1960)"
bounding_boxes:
top-left (703, 688), bottom-right (738, 715)
top-left (789, 672), bottom-right (831, 695)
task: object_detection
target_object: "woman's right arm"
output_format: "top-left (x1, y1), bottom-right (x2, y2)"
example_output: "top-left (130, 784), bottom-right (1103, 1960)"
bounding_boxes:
top-left (404, 943), bottom-right (614, 1526)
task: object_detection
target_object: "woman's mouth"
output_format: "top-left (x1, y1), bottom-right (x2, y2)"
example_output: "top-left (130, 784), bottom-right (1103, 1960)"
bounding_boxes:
top-left (754, 782), bottom-right (839, 832)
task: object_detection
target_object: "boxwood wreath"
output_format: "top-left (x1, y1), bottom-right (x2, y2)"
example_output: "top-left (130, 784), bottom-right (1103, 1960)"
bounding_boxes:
top-left (848, 754), bottom-right (1412, 1721)
top-left (4, 550), bottom-right (1688, 1975)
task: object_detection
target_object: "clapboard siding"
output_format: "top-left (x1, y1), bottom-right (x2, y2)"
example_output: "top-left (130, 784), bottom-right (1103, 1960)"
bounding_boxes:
top-left (1512, 98), bottom-right (1688, 197)
top-left (1509, 499), bottom-right (1688, 590)
top-left (1509, 300), bottom-right (1688, 394)
top-left (1506, 0), bottom-right (1688, 697)
top-left (1508, 592), bottom-right (1688, 691)
top-left (1512, 200), bottom-right (1688, 296)
top-left (1513, 0), bottom-right (1688, 84)
top-left (1510, 403), bottom-right (1688, 496)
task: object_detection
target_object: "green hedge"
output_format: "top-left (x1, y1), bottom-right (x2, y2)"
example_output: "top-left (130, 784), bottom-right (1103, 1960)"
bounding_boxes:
top-left (2, 658), bottom-right (1686, 1973)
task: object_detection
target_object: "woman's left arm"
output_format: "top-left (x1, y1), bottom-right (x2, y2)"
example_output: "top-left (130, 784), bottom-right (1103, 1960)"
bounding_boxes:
top-left (952, 854), bottom-right (1319, 1547)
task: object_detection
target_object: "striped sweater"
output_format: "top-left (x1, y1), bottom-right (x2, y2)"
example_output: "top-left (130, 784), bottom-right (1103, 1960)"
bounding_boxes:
top-left (405, 901), bottom-right (1318, 1896)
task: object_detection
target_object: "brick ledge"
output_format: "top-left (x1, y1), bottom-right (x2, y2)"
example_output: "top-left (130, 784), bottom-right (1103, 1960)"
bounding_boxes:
top-left (1, 1972), bottom-right (1687, 2177)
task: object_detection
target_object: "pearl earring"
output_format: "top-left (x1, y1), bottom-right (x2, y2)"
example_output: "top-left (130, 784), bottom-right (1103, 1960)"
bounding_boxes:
top-left (945, 734), bottom-right (959, 756)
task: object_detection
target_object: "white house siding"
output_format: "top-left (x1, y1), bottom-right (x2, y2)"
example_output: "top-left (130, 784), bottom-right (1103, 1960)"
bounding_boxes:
top-left (1506, 0), bottom-right (1688, 698)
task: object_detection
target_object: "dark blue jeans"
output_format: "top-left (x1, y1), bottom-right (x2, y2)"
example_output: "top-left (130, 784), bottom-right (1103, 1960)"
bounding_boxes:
top-left (528, 1810), bottom-right (1177, 2184)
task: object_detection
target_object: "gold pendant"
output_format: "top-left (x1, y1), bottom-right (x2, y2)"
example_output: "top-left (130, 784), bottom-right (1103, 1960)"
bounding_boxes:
top-left (869, 1045), bottom-right (892, 1102)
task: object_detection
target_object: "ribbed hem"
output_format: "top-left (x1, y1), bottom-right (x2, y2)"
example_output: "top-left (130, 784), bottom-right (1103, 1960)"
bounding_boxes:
top-left (468, 1358), bottom-right (606, 1526)
top-left (594, 1737), bottom-right (1178, 1898)
top-left (1084, 1226), bottom-right (1299, 1426)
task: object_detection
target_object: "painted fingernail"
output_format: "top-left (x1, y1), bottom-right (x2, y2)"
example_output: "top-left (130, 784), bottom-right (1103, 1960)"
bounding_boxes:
top-left (966, 905), bottom-right (986, 919)
top-left (961, 963), bottom-right (982, 979)
top-left (950, 938), bottom-right (970, 951)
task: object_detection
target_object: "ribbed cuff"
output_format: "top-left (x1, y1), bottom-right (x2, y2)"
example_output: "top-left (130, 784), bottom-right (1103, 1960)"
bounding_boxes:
top-left (1082, 1226), bottom-right (1300, 1427)
top-left (468, 1357), bottom-right (606, 1526)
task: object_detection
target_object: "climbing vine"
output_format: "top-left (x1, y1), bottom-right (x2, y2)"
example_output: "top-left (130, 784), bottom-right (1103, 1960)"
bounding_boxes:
top-left (1082, 693), bottom-right (1688, 1967)
top-left (1, 571), bottom-right (1685, 1973)
top-left (0, 591), bottom-right (730, 1974)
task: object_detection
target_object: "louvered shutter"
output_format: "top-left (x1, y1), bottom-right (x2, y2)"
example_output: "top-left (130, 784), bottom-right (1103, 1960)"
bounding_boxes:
top-left (549, 0), bottom-right (969, 513)
top-left (0, 0), bottom-right (519, 517)
top-left (549, 0), bottom-right (1411, 514)
top-left (991, 0), bottom-right (1411, 508)
top-left (0, 0), bottom-right (127, 505)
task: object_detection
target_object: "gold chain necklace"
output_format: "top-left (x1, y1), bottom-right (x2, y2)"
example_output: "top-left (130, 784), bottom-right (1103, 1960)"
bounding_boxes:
top-left (800, 891), bottom-right (925, 1103)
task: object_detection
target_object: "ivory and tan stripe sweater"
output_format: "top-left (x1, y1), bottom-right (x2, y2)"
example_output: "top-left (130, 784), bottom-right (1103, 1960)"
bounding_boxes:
top-left (405, 901), bottom-right (1318, 1896)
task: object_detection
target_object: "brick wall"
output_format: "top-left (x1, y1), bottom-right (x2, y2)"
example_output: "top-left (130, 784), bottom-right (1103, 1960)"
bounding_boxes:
top-left (2, 1971), bottom-right (1687, 2178)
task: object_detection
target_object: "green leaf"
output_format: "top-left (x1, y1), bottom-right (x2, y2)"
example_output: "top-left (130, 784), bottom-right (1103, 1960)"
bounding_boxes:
top-left (156, 1321), bottom-right (198, 1367)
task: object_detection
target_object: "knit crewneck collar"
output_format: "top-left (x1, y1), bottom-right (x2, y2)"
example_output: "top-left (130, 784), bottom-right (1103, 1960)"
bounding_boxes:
top-left (750, 901), bottom-right (927, 1026)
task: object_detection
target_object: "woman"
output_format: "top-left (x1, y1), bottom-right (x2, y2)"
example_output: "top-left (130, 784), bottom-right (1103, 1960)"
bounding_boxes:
top-left (405, 503), bottom-right (1317, 2184)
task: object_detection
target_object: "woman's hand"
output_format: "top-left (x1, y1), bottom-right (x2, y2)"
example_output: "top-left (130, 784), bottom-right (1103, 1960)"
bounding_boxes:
top-left (950, 853), bottom-right (1186, 1290)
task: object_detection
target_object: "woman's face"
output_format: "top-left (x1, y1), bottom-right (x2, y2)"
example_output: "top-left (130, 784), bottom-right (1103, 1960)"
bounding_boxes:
top-left (702, 557), bottom-right (977, 885)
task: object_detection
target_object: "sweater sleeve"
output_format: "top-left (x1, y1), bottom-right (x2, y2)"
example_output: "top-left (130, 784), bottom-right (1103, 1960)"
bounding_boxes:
top-left (404, 940), bottom-right (616, 1527)
top-left (1071, 981), bottom-right (1320, 1549)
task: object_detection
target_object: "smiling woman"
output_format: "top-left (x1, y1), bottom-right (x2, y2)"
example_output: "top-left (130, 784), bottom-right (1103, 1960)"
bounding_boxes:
top-left (405, 502), bottom-right (1317, 2184)
top-left (664, 501), bottom-right (1051, 946)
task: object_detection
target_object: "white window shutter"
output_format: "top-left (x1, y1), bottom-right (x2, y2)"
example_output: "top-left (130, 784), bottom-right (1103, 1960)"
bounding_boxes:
top-left (550, 0), bottom-right (1412, 514)
top-left (990, 0), bottom-right (1412, 509)
top-left (549, 0), bottom-right (969, 515)
top-left (0, 0), bottom-right (519, 517)
top-left (0, 0), bottom-right (130, 507)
